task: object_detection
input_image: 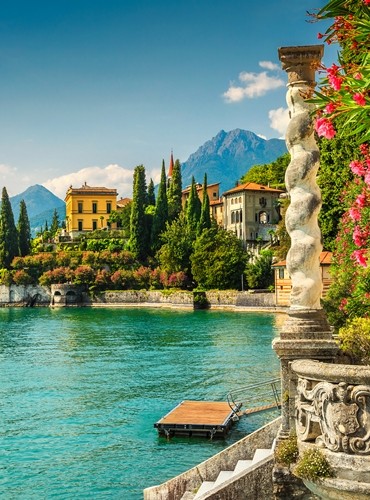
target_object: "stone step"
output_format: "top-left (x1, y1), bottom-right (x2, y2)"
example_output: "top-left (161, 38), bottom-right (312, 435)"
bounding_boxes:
top-left (180, 491), bottom-right (196, 500)
top-left (233, 459), bottom-right (253, 475)
top-left (213, 470), bottom-right (234, 487)
top-left (252, 448), bottom-right (273, 463)
top-left (193, 448), bottom-right (273, 499)
top-left (193, 481), bottom-right (215, 499)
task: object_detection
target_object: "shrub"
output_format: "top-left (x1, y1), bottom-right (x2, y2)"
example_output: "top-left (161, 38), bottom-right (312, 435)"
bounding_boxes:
top-left (110, 269), bottom-right (134, 289)
top-left (294, 449), bottom-right (334, 481)
top-left (39, 267), bottom-right (71, 286)
top-left (338, 317), bottom-right (370, 365)
top-left (72, 265), bottom-right (95, 286)
top-left (13, 270), bottom-right (34, 285)
top-left (133, 266), bottom-right (151, 289)
top-left (0, 268), bottom-right (13, 285)
top-left (94, 269), bottom-right (111, 290)
top-left (275, 434), bottom-right (299, 467)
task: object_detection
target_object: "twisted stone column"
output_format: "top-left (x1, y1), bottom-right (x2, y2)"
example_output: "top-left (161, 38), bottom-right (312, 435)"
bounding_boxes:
top-left (272, 46), bottom-right (338, 443)
top-left (282, 47), bottom-right (323, 311)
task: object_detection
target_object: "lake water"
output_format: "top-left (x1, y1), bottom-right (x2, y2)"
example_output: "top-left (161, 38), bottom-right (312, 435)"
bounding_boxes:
top-left (1, 307), bottom-right (281, 499)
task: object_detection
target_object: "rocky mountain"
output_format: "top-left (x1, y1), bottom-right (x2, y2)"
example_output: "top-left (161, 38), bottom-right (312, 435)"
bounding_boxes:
top-left (9, 184), bottom-right (66, 236)
top-left (181, 129), bottom-right (287, 193)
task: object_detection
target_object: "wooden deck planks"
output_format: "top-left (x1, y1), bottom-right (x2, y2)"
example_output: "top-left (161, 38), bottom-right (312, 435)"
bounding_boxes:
top-left (158, 400), bottom-right (235, 426)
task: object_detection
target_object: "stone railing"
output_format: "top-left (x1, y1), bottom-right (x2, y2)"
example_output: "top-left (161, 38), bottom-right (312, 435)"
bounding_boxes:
top-left (291, 359), bottom-right (370, 456)
top-left (290, 359), bottom-right (370, 498)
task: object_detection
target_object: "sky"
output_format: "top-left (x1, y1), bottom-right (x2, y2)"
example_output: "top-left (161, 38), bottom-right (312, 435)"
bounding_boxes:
top-left (0, 0), bottom-right (337, 200)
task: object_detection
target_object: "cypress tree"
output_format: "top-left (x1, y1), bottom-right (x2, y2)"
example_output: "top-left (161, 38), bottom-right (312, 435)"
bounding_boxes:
top-left (186, 176), bottom-right (201, 235)
top-left (50, 208), bottom-right (60, 236)
top-left (129, 165), bottom-right (149, 261)
top-left (147, 178), bottom-right (156, 206)
top-left (198, 173), bottom-right (211, 235)
top-left (151, 161), bottom-right (168, 253)
top-left (17, 199), bottom-right (31, 257)
top-left (167, 159), bottom-right (182, 221)
top-left (0, 187), bottom-right (19, 268)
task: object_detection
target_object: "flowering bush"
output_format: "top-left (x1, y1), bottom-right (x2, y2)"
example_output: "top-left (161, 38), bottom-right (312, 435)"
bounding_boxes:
top-left (132, 266), bottom-right (151, 289)
top-left (12, 269), bottom-right (34, 285)
top-left (338, 317), bottom-right (370, 364)
top-left (39, 267), bottom-right (71, 286)
top-left (294, 448), bottom-right (334, 481)
top-left (110, 269), bottom-right (134, 289)
top-left (275, 434), bottom-right (299, 467)
top-left (312, 0), bottom-right (369, 326)
top-left (72, 265), bottom-right (96, 286)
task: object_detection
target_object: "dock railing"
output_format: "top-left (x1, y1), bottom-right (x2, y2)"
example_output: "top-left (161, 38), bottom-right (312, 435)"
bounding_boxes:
top-left (226, 378), bottom-right (281, 417)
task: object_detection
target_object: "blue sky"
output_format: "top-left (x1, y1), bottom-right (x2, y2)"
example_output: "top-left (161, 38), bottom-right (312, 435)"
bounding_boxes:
top-left (0, 0), bottom-right (336, 199)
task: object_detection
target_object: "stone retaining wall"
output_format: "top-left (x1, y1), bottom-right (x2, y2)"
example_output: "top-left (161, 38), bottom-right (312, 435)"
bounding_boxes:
top-left (0, 284), bottom-right (50, 306)
top-left (0, 285), bottom-right (279, 310)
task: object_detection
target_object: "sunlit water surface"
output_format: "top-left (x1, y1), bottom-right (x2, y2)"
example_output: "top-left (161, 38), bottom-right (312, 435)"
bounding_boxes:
top-left (1, 307), bottom-right (281, 499)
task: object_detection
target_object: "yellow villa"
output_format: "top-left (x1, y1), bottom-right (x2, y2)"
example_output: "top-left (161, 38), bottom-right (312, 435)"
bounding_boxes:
top-left (65, 182), bottom-right (118, 238)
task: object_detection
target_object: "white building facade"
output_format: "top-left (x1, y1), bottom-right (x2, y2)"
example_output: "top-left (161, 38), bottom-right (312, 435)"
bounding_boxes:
top-left (223, 182), bottom-right (283, 245)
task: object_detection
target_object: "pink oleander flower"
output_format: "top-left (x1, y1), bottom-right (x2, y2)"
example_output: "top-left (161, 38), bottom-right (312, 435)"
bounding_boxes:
top-left (324, 102), bottom-right (337, 114)
top-left (350, 160), bottom-right (366, 176)
top-left (356, 193), bottom-right (367, 208)
top-left (365, 172), bottom-right (370, 186)
top-left (328, 74), bottom-right (343, 90)
top-left (364, 0), bottom-right (370, 5)
top-left (353, 225), bottom-right (367, 247)
top-left (327, 63), bottom-right (343, 90)
top-left (353, 93), bottom-right (366, 106)
top-left (354, 72), bottom-right (363, 80)
top-left (317, 32), bottom-right (324, 39)
top-left (352, 249), bottom-right (368, 268)
top-left (349, 207), bottom-right (361, 221)
top-left (314, 117), bottom-right (336, 139)
top-left (360, 144), bottom-right (369, 156)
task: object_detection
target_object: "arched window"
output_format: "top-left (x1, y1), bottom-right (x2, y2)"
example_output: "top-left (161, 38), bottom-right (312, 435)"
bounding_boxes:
top-left (259, 211), bottom-right (268, 224)
top-left (240, 210), bottom-right (243, 223)
top-left (235, 211), bottom-right (240, 223)
top-left (231, 212), bottom-right (235, 223)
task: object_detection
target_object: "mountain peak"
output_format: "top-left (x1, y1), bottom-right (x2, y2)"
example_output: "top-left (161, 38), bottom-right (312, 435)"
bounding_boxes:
top-left (181, 128), bottom-right (286, 192)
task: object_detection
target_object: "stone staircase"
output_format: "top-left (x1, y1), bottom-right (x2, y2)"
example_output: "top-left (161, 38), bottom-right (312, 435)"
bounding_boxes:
top-left (143, 417), bottom-right (281, 500)
top-left (181, 447), bottom-right (273, 499)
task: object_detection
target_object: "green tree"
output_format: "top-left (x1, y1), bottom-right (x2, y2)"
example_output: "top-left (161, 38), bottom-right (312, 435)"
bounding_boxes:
top-left (157, 213), bottom-right (193, 275)
top-left (186, 177), bottom-right (201, 235)
top-left (50, 208), bottom-right (60, 237)
top-left (167, 159), bottom-right (182, 221)
top-left (191, 225), bottom-right (248, 289)
top-left (240, 153), bottom-right (290, 188)
top-left (198, 173), bottom-right (211, 235)
top-left (17, 199), bottom-right (31, 257)
top-left (129, 165), bottom-right (149, 261)
top-left (147, 178), bottom-right (156, 206)
top-left (244, 249), bottom-right (274, 289)
top-left (0, 187), bottom-right (19, 268)
top-left (151, 161), bottom-right (168, 253)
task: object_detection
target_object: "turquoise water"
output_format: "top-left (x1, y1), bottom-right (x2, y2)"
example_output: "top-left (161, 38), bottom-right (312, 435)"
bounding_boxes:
top-left (1, 307), bottom-right (281, 499)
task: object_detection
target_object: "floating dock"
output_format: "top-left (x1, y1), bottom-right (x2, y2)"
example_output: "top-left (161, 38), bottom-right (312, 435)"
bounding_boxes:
top-left (154, 400), bottom-right (240, 438)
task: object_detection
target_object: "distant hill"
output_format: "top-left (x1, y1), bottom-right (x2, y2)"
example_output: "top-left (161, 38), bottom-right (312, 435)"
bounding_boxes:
top-left (9, 185), bottom-right (66, 237)
top-left (181, 129), bottom-right (287, 194)
top-left (29, 205), bottom-right (66, 237)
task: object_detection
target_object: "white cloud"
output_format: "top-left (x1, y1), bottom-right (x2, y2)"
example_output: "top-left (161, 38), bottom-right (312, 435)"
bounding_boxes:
top-left (256, 134), bottom-right (267, 140)
top-left (259, 61), bottom-right (280, 71)
top-left (43, 164), bottom-right (135, 200)
top-left (0, 164), bottom-right (34, 196)
top-left (223, 70), bottom-right (284, 103)
top-left (268, 107), bottom-right (290, 137)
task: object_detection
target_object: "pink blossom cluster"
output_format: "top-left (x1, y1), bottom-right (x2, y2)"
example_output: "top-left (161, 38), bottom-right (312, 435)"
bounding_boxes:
top-left (327, 64), bottom-right (344, 90)
top-left (314, 117), bottom-right (336, 139)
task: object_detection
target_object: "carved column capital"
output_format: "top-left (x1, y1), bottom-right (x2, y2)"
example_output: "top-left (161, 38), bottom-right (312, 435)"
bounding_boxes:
top-left (278, 45), bottom-right (324, 87)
